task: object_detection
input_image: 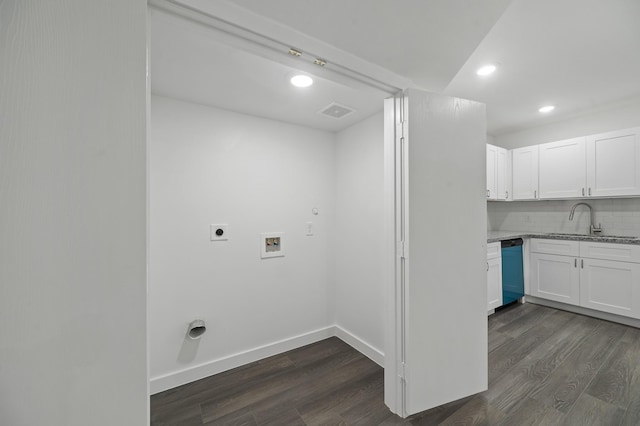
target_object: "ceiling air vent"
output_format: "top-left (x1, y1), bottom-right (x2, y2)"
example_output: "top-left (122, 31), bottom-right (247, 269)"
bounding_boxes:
top-left (319, 102), bottom-right (354, 119)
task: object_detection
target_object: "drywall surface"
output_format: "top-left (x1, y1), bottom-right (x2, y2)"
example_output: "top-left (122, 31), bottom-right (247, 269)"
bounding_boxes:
top-left (0, 1), bottom-right (148, 425)
top-left (149, 96), bottom-right (335, 390)
top-left (403, 90), bottom-right (487, 414)
top-left (494, 98), bottom-right (640, 149)
top-left (488, 198), bottom-right (640, 237)
top-left (334, 112), bottom-right (385, 360)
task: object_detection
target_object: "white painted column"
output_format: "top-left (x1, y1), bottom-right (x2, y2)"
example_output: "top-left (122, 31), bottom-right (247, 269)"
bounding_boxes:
top-left (0, 1), bottom-right (148, 425)
top-left (385, 89), bottom-right (488, 416)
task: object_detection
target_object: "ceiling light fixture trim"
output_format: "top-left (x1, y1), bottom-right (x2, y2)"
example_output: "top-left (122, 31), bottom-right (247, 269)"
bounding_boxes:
top-left (290, 74), bottom-right (313, 87)
top-left (476, 64), bottom-right (497, 76)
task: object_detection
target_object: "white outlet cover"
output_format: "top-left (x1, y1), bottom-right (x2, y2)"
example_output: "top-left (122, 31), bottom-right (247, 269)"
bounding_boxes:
top-left (211, 224), bottom-right (228, 241)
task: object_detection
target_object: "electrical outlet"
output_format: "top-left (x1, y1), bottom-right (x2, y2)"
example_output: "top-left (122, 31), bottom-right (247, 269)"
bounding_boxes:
top-left (306, 222), bottom-right (314, 236)
top-left (210, 224), bottom-right (228, 241)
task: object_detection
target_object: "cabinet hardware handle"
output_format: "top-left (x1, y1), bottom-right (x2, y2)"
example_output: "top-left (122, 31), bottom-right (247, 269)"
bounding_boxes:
top-left (575, 258), bottom-right (577, 267)
top-left (506, 190), bottom-right (509, 198)
top-left (581, 259), bottom-right (584, 268)
top-left (589, 187), bottom-right (592, 196)
top-left (534, 190), bottom-right (537, 198)
top-left (487, 189), bottom-right (490, 198)
top-left (582, 188), bottom-right (585, 196)
top-left (487, 262), bottom-right (489, 271)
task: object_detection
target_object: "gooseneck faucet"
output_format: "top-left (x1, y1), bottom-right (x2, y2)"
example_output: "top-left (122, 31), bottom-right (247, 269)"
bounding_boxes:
top-left (569, 202), bottom-right (602, 235)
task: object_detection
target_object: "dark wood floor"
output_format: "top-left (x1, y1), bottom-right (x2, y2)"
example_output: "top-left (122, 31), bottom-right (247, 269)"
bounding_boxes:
top-left (151, 303), bottom-right (640, 425)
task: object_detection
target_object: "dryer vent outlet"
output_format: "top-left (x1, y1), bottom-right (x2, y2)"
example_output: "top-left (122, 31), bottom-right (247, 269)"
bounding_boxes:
top-left (187, 320), bottom-right (206, 340)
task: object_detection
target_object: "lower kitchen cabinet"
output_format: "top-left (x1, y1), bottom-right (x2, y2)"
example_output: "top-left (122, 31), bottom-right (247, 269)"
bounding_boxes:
top-left (487, 257), bottom-right (502, 311)
top-left (530, 239), bottom-right (640, 320)
top-left (580, 258), bottom-right (640, 318)
top-left (530, 252), bottom-right (580, 306)
top-left (487, 242), bottom-right (502, 312)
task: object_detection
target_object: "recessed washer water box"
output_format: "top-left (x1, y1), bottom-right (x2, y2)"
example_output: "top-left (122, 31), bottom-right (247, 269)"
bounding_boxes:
top-left (261, 232), bottom-right (284, 259)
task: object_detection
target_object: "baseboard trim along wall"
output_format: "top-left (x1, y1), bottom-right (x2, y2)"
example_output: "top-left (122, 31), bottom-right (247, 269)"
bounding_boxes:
top-left (333, 325), bottom-right (385, 367)
top-left (150, 326), bottom-right (384, 394)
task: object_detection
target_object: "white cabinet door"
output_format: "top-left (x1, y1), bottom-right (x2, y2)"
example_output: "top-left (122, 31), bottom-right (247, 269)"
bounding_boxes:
top-left (497, 147), bottom-right (508, 200)
top-left (587, 127), bottom-right (640, 197)
top-left (512, 145), bottom-right (539, 200)
top-left (580, 258), bottom-right (640, 319)
top-left (539, 137), bottom-right (586, 199)
top-left (487, 256), bottom-right (502, 311)
top-left (530, 253), bottom-right (580, 305)
top-left (506, 149), bottom-right (513, 201)
top-left (487, 144), bottom-right (497, 200)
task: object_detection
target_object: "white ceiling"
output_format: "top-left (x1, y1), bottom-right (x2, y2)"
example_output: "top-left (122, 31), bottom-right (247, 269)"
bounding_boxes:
top-left (444, 0), bottom-right (640, 135)
top-left (229, 0), bottom-right (512, 92)
top-left (149, 10), bottom-right (388, 132)
top-left (150, 0), bottom-right (640, 135)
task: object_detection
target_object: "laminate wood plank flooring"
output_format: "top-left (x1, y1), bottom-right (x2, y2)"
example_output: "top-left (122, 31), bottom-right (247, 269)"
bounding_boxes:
top-left (151, 303), bottom-right (640, 425)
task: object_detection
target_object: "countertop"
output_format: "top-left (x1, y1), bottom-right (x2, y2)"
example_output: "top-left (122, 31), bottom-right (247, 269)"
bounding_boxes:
top-left (487, 230), bottom-right (640, 245)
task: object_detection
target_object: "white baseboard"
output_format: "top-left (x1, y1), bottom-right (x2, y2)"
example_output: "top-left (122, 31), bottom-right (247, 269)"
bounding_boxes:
top-left (150, 325), bottom-right (385, 395)
top-left (150, 326), bottom-right (333, 394)
top-left (333, 325), bottom-right (385, 367)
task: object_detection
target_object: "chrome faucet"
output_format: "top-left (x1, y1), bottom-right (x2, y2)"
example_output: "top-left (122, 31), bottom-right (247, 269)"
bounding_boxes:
top-left (569, 202), bottom-right (602, 235)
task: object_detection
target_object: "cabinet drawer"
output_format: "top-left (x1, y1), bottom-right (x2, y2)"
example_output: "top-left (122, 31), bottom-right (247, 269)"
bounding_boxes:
top-left (580, 242), bottom-right (640, 263)
top-left (531, 239), bottom-right (580, 256)
top-left (487, 242), bottom-right (501, 259)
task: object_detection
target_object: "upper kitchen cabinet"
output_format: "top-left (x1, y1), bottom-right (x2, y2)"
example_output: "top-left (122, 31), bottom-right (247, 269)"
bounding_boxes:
top-left (512, 145), bottom-right (539, 200)
top-left (586, 127), bottom-right (640, 197)
top-left (538, 137), bottom-right (586, 199)
top-left (487, 144), bottom-right (509, 200)
top-left (487, 144), bottom-right (497, 199)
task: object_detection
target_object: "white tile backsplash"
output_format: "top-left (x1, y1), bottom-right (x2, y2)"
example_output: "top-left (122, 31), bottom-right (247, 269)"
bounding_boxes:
top-left (487, 198), bottom-right (640, 237)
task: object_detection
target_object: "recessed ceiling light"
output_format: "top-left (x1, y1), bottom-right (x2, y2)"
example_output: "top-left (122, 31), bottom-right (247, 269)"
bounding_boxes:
top-left (476, 64), bottom-right (497, 76)
top-left (538, 105), bottom-right (555, 113)
top-left (290, 75), bottom-right (313, 88)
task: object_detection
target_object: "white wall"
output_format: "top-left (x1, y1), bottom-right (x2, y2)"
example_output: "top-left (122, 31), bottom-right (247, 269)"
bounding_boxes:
top-left (334, 112), bottom-right (385, 362)
top-left (493, 97), bottom-right (640, 149)
top-left (149, 96), bottom-right (336, 392)
top-left (0, 1), bottom-right (148, 425)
